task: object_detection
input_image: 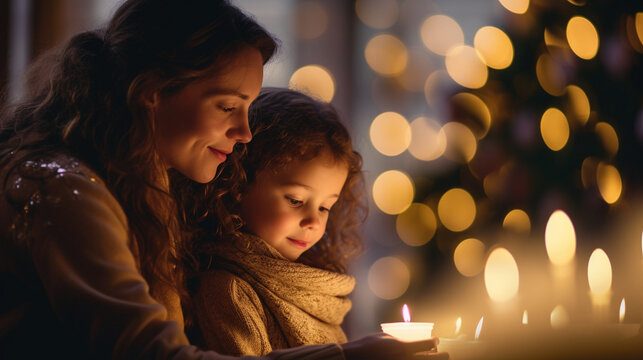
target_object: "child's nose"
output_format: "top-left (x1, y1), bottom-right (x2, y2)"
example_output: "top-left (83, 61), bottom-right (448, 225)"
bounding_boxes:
top-left (300, 210), bottom-right (321, 230)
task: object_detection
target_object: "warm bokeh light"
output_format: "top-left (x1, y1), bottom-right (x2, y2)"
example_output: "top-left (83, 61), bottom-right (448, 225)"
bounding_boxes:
top-left (474, 26), bottom-right (514, 69)
top-left (365, 34), bottom-right (408, 76)
top-left (536, 54), bottom-right (566, 96)
top-left (498, 0), bottom-right (529, 14)
top-left (594, 122), bottom-right (619, 156)
top-left (445, 46), bottom-right (488, 89)
top-left (619, 298), bottom-right (626, 323)
top-left (566, 16), bottom-right (599, 60)
top-left (503, 209), bottom-right (531, 234)
top-left (540, 107), bottom-right (569, 151)
top-left (408, 116), bottom-right (447, 161)
top-left (566, 85), bottom-right (590, 126)
top-left (450, 92), bottom-right (492, 139)
top-left (545, 210), bottom-right (576, 266)
top-left (288, 65), bottom-right (335, 102)
top-left (588, 248), bottom-right (612, 295)
top-left (372, 170), bottom-right (415, 215)
top-left (596, 162), bottom-right (622, 204)
top-left (368, 257), bottom-right (411, 300)
top-left (370, 112), bottom-right (411, 156)
top-left (453, 238), bottom-right (486, 277)
top-left (441, 122), bottom-right (478, 163)
top-left (550, 305), bottom-right (569, 329)
top-left (420, 15), bottom-right (464, 56)
top-left (522, 310), bottom-right (528, 325)
top-left (581, 157), bottom-right (598, 189)
top-left (455, 317), bottom-right (462, 335)
top-left (293, 1), bottom-right (328, 40)
top-left (396, 203), bottom-right (437, 247)
top-left (438, 188), bottom-right (476, 232)
top-left (484, 247), bottom-right (519, 302)
top-left (355, 0), bottom-right (399, 29)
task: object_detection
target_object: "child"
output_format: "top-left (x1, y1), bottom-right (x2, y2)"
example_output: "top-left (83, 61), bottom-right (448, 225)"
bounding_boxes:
top-left (192, 87), bottom-right (367, 356)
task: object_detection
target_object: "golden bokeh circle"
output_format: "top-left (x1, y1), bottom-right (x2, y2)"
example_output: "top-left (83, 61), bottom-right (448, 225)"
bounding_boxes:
top-left (503, 209), bottom-right (531, 234)
top-left (474, 26), bottom-right (514, 70)
top-left (420, 15), bottom-right (464, 56)
top-left (396, 203), bottom-right (437, 246)
top-left (540, 107), bottom-right (569, 151)
top-left (566, 16), bottom-right (600, 60)
top-left (368, 257), bottom-right (411, 300)
top-left (369, 112), bottom-right (411, 156)
top-left (438, 188), bottom-right (476, 232)
top-left (596, 162), bottom-right (622, 204)
top-left (372, 170), bottom-right (415, 215)
top-left (445, 46), bottom-right (488, 89)
top-left (288, 65), bottom-right (336, 102)
top-left (441, 122), bottom-right (478, 163)
top-left (365, 34), bottom-right (408, 76)
top-left (453, 238), bottom-right (486, 277)
top-left (408, 116), bottom-right (447, 161)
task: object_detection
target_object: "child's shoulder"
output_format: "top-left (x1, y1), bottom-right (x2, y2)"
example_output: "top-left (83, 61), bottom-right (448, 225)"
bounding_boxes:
top-left (198, 269), bottom-right (261, 304)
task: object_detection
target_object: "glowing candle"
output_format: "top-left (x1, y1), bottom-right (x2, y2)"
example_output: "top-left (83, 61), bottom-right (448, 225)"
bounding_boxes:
top-left (522, 310), bottom-right (528, 325)
top-left (455, 316), bottom-right (462, 336)
top-left (380, 304), bottom-right (434, 341)
top-left (587, 248), bottom-right (612, 322)
top-left (619, 298), bottom-right (625, 324)
top-left (474, 316), bottom-right (484, 340)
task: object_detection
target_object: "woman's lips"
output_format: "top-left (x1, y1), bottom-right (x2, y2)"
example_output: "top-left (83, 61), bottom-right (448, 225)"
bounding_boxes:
top-left (288, 238), bottom-right (308, 249)
top-left (208, 147), bottom-right (228, 162)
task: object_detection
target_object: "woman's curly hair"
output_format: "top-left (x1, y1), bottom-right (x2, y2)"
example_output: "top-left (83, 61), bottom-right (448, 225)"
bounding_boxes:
top-left (0, 0), bottom-right (277, 322)
top-left (194, 88), bottom-right (367, 274)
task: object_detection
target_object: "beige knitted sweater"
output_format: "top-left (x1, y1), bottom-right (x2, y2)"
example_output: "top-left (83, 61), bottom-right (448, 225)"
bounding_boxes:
top-left (194, 234), bottom-right (355, 356)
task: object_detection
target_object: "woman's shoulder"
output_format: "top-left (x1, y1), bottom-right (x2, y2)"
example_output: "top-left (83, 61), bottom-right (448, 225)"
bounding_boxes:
top-left (1, 152), bottom-right (127, 240)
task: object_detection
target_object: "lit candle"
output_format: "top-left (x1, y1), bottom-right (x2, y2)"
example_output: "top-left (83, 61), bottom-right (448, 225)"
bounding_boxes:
top-left (604, 298), bottom-right (640, 338)
top-left (587, 248), bottom-right (612, 322)
top-left (439, 316), bottom-right (487, 359)
top-left (380, 304), bottom-right (434, 341)
top-left (522, 310), bottom-right (528, 325)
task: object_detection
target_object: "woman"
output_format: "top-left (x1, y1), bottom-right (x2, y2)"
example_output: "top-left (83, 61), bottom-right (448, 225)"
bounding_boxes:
top-left (0, 0), bottom-right (439, 358)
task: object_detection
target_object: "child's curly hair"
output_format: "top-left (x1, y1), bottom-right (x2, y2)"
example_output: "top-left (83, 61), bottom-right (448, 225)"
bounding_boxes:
top-left (199, 87), bottom-right (367, 274)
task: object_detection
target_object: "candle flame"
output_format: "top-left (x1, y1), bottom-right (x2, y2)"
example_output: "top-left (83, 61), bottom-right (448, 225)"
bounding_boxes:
top-left (402, 304), bottom-right (411, 322)
top-left (475, 316), bottom-right (483, 340)
top-left (587, 248), bottom-right (612, 295)
top-left (545, 210), bottom-right (576, 266)
top-left (522, 310), bottom-right (528, 325)
top-left (619, 298), bottom-right (625, 323)
top-left (455, 316), bottom-right (462, 335)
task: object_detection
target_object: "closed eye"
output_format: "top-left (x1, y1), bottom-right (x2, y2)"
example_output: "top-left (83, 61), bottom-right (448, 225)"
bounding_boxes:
top-left (285, 196), bottom-right (303, 207)
top-left (218, 105), bottom-right (236, 113)
top-left (319, 206), bottom-right (330, 213)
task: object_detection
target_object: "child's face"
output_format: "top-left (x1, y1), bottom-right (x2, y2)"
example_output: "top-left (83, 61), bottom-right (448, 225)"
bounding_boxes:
top-left (240, 152), bottom-right (349, 261)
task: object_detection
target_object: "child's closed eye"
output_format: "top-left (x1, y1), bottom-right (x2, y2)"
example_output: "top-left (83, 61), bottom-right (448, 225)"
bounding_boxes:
top-left (285, 196), bottom-right (303, 207)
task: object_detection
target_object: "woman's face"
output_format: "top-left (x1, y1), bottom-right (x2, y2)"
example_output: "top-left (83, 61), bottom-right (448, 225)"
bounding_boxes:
top-left (240, 152), bottom-right (349, 261)
top-left (151, 47), bottom-right (264, 183)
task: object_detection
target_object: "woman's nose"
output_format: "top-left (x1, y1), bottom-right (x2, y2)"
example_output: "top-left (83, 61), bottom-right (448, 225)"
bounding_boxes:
top-left (227, 111), bottom-right (252, 143)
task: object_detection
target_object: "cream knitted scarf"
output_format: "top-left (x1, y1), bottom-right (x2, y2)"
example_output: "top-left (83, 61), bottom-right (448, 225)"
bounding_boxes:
top-left (204, 233), bottom-right (355, 348)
